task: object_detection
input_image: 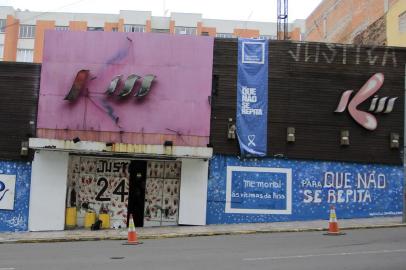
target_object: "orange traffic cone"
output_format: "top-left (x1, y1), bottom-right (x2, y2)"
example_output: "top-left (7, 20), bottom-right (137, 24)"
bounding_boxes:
top-left (324, 205), bottom-right (345, 236)
top-left (123, 214), bottom-right (142, 245)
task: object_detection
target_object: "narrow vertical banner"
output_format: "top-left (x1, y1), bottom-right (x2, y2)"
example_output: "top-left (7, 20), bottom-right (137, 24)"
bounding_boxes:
top-left (236, 38), bottom-right (269, 157)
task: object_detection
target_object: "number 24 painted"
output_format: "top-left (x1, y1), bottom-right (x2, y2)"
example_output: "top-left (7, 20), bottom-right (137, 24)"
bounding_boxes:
top-left (95, 178), bottom-right (128, 203)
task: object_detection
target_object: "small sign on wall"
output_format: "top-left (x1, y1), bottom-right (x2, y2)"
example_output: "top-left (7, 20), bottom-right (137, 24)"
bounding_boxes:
top-left (0, 175), bottom-right (16, 210)
top-left (225, 166), bottom-right (292, 215)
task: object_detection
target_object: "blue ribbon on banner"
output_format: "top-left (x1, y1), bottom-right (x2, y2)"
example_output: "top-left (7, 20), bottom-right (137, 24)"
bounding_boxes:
top-left (236, 38), bottom-right (268, 157)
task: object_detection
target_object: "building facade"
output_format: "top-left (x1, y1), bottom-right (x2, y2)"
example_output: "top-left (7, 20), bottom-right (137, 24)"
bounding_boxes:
top-left (0, 6), bottom-right (304, 63)
top-left (207, 39), bottom-right (404, 224)
top-left (0, 30), bottom-right (404, 231)
top-left (0, 62), bottom-right (40, 232)
top-left (27, 30), bottom-right (213, 231)
top-left (305, 0), bottom-right (400, 44)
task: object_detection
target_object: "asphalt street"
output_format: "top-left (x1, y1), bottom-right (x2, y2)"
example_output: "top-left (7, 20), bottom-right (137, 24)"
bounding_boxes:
top-left (1, 227), bottom-right (405, 270)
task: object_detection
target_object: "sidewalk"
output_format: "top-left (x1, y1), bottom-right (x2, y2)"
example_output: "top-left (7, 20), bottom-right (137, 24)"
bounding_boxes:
top-left (1, 217), bottom-right (405, 244)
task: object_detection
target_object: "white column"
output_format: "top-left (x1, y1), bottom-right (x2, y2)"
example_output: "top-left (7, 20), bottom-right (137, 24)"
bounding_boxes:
top-left (28, 151), bottom-right (69, 231)
top-left (178, 159), bottom-right (209, 225)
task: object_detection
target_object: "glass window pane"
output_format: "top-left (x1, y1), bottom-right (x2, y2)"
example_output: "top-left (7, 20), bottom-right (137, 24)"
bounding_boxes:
top-left (0, 44), bottom-right (4, 60)
top-left (399, 12), bottom-right (406, 33)
top-left (151, 28), bottom-right (169, 33)
top-left (175, 26), bottom-right (196, 35)
top-left (19, 25), bottom-right (36, 38)
top-left (87, 27), bottom-right (104, 31)
top-left (17, 49), bottom-right (34, 62)
top-left (259, 35), bottom-right (277, 40)
top-left (0, 19), bottom-right (6, 33)
top-left (216, 33), bottom-right (233, 38)
top-left (55, 26), bottom-right (69, 31)
top-left (124, 24), bottom-right (145, 32)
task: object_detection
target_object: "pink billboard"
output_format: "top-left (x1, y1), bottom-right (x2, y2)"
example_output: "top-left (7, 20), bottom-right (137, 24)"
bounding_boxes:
top-left (37, 31), bottom-right (214, 146)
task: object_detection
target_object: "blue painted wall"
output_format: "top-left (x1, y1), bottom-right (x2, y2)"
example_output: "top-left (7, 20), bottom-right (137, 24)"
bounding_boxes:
top-left (0, 161), bottom-right (31, 232)
top-left (207, 155), bottom-right (403, 224)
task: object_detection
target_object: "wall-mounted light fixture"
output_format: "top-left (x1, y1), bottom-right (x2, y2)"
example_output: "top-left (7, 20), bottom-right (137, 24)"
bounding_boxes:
top-left (73, 137), bottom-right (81, 144)
top-left (227, 118), bottom-right (236, 140)
top-left (340, 130), bottom-right (350, 146)
top-left (164, 140), bottom-right (173, 147)
top-left (390, 132), bottom-right (399, 149)
top-left (105, 142), bottom-right (113, 151)
top-left (20, 141), bottom-right (29, 156)
top-left (287, 127), bottom-right (295, 143)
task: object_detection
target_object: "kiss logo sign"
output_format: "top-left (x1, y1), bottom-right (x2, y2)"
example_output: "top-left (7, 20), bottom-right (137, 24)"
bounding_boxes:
top-left (63, 70), bottom-right (156, 124)
top-left (64, 70), bottom-right (156, 101)
top-left (334, 73), bottom-right (397, 131)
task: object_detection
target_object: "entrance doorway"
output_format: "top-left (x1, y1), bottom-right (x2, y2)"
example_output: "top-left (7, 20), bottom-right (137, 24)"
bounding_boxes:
top-left (128, 160), bottom-right (147, 227)
top-left (143, 161), bottom-right (181, 226)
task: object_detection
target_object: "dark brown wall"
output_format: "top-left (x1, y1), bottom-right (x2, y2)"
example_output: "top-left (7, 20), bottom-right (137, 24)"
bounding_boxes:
top-left (0, 62), bottom-right (41, 161)
top-left (210, 39), bottom-right (405, 165)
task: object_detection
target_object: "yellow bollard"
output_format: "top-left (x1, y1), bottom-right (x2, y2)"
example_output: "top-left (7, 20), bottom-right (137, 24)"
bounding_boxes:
top-left (99, 213), bottom-right (110, 229)
top-left (65, 207), bottom-right (77, 229)
top-left (84, 211), bottom-right (96, 229)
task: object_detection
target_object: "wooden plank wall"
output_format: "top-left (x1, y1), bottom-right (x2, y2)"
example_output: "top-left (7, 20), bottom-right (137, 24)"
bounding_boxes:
top-left (210, 39), bottom-right (405, 165)
top-left (0, 62), bottom-right (41, 161)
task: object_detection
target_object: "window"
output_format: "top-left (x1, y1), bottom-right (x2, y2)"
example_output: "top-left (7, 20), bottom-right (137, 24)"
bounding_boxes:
top-left (399, 11), bottom-right (406, 33)
top-left (112, 27), bottom-right (118, 32)
top-left (259, 35), bottom-right (277, 40)
top-left (55, 26), bottom-right (69, 31)
top-left (87, 27), bottom-right (104, 31)
top-left (174, 26), bottom-right (197, 35)
top-left (124, 24), bottom-right (145, 32)
top-left (201, 31), bottom-right (209, 36)
top-left (16, 49), bottom-right (34, 62)
top-left (19, 25), bottom-right (36, 38)
top-left (0, 44), bottom-right (4, 60)
top-left (0, 19), bottom-right (6, 33)
top-left (151, 28), bottom-right (169, 33)
top-left (216, 33), bottom-right (233, 38)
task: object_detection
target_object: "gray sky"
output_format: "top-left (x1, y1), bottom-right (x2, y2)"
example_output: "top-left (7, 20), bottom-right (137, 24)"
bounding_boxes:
top-left (1, 0), bottom-right (322, 22)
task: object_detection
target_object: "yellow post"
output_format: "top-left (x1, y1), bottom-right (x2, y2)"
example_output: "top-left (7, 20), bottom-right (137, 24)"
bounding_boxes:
top-left (65, 207), bottom-right (77, 229)
top-left (99, 213), bottom-right (110, 229)
top-left (84, 212), bottom-right (96, 229)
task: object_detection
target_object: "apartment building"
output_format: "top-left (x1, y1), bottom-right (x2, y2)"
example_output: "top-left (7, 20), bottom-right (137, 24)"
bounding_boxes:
top-left (0, 6), bottom-right (304, 63)
top-left (305, 0), bottom-right (400, 44)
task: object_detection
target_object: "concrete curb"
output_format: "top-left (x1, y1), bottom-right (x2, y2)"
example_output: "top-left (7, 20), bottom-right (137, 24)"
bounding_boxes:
top-left (1, 223), bottom-right (406, 244)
